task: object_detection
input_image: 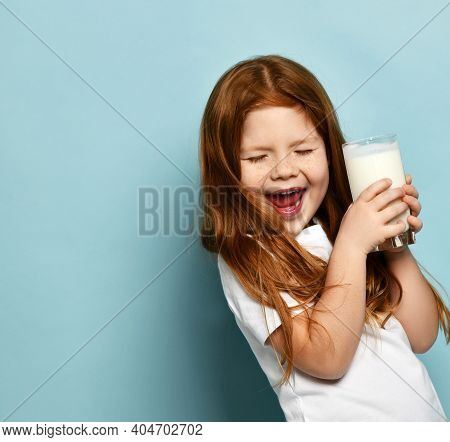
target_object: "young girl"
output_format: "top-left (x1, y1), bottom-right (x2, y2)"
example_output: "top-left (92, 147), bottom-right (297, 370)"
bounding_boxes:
top-left (198, 54), bottom-right (449, 422)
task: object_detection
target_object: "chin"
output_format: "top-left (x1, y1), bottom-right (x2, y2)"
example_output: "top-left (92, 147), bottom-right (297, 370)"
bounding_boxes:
top-left (284, 217), bottom-right (306, 237)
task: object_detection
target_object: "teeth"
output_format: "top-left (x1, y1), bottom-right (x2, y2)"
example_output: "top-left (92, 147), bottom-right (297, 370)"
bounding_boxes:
top-left (274, 189), bottom-right (300, 196)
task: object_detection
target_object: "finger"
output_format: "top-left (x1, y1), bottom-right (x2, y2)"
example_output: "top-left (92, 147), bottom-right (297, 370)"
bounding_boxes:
top-left (386, 219), bottom-right (410, 238)
top-left (407, 215), bottom-right (423, 233)
top-left (402, 183), bottom-right (419, 198)
top-left (381, 200), bottom-right (409, 224)
top-left (372, 186), bottom-right (405, 212)
top-left (403, 195), bottom-right (421, 216)
top-left (360, 178), bottom-right (393, 203)
top-left (405, 174), bottom-right (412, 185)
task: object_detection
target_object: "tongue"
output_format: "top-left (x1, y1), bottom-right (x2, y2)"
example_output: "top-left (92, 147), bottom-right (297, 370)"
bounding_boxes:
top-left (267, 191), bottom-right (302, 208)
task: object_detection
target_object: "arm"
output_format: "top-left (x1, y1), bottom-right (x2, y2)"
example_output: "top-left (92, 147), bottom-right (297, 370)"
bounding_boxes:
top-left (306, 236), bottom-right (368, 377)
top-left (382, 173), bottom-right (440, 354)
top-left (384, 246), bottom-right (439, 353)
top-left (267, 237), bottom-right (367, 380)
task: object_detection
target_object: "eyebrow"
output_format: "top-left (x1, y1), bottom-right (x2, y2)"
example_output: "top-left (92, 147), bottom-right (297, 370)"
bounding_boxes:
top-left (242, 134), bottom-right (319, 151)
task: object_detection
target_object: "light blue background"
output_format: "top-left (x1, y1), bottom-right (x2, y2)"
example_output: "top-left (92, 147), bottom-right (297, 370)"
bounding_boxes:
top-left (0, 0), bottom-right (448, 421)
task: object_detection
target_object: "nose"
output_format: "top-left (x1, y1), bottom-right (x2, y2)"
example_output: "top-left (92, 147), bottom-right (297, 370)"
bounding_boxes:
top-left (270, 152), bottom-right (299, 180)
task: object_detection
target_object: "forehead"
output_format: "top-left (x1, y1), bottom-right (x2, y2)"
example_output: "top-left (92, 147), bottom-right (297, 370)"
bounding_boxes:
top-left (241, 106), bottom-right (319, 149)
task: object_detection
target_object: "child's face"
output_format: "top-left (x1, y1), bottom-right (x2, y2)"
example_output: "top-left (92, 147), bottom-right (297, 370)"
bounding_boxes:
top-left (240, 105), bottom-right (329, 237)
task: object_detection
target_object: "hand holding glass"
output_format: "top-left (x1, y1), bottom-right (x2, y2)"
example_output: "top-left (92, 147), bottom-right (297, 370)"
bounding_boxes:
top-left (342, 134), bottom-right (415, 253)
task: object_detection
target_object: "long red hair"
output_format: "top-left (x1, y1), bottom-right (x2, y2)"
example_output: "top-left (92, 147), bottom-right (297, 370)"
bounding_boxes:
top-left (198, 54), bottom-right (450, 387)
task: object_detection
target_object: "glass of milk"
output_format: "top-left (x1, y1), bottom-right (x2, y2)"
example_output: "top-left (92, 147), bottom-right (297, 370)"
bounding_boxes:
top-left (342, 133), bottom-right (416, 253)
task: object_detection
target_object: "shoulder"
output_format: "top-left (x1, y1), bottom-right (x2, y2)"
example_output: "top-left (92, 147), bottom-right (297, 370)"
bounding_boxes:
top-left (296, 224), bottom-right (333, 262)
top-left (217, 253), bottom-right (263, 315)
top-left (217, 254), bottom-right (250, 321)
top-left (217, 254), bottom-right (243, 296)
top-left (217, 253), bottom-right (230, 279)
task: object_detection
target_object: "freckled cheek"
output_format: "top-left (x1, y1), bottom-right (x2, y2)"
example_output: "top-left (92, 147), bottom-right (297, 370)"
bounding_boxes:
top-left (308, 162), bottom-right (327, 179)
top-left (242, 163), bottom-right (267, 181)
top-left (240, 166), bottom-right (263, 188)
top-left (312, 170), bottom-right (329, 193)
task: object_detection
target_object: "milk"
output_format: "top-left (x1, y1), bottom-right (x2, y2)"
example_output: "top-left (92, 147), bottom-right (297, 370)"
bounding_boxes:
top-left (343, 136), bottom-right (410, 234)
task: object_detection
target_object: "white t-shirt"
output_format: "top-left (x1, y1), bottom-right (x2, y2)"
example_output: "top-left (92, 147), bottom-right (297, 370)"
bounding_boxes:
top-left (217, 217), bottom-right (447, 422)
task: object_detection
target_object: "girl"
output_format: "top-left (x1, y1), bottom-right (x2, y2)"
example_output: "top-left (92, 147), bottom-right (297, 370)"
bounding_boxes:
top-left (198, 54), bottom-right (449, 422)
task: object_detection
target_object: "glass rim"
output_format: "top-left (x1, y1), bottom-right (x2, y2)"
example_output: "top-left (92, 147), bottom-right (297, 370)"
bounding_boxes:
top-left (342, 133), bottom-right (397, 149)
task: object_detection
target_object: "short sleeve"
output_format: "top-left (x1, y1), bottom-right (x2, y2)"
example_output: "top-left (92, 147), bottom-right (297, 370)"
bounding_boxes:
top-left (217, 255), bottom-right (314, 346)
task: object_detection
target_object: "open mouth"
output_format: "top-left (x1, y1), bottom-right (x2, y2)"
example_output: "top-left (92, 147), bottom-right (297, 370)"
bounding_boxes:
top-left (265, 187), bottom-right (305, 218)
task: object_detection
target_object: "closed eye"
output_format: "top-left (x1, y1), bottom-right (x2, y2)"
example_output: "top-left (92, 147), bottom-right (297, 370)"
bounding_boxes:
top-left (247, 155), bottom-right (267, 163)
top-left (295, 149), bottom-right (313, 156)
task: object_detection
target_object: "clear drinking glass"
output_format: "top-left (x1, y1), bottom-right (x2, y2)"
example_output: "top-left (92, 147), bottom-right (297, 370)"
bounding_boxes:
top-left (342, 133), bottom-right (416, 253)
